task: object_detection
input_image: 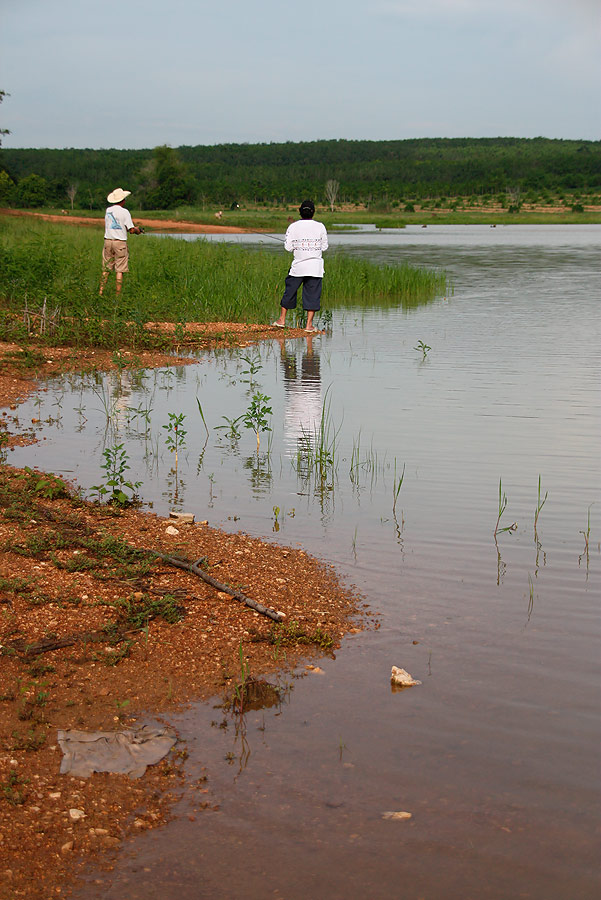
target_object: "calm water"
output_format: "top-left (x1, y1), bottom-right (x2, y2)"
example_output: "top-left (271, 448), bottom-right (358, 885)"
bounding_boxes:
top-left (11, 226), bottom-right (600, 899)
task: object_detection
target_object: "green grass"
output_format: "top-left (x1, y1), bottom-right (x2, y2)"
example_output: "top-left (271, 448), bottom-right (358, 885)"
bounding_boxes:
top-left (0, 215), bottom-right (447, 349)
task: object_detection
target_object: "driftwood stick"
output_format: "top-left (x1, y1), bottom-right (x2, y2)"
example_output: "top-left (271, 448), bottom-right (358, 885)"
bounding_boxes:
top-left (11, 627), bottom-right (137, 657)
top-left (144, 549), bottom-right (284, 623)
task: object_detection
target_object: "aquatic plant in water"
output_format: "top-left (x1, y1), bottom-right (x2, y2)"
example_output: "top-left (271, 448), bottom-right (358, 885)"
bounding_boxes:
top-left (414, 339), bottom-right (431, 359)
top-left (494, 478), bottom-right (517, 538)
top-left (91, 444), bottom-right (141, 506)
top-left (163, 412), bottom-right (187, 469)
top-left (243, 393), bottom-right (272, 452)
top-left (534, 475), bottom-right (548, 541)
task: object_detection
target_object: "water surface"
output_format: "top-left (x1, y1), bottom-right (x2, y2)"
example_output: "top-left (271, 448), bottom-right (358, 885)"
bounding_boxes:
top-left (11, 226), bottom-right (600, 899)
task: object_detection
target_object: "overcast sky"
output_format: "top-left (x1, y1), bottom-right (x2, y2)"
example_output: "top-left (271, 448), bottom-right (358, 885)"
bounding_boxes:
top-left (1, 0), bottom-right (599, 149)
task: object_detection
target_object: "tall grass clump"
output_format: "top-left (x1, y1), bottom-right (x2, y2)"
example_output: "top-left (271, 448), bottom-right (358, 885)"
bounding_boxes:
top-left (0, 216), bottom-right (447, 349)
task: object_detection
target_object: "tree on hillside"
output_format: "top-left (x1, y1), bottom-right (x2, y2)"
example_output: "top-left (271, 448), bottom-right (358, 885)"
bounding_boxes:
top-left (139, 145), bottom-right (193, 209)
top-left (16, 173), bottom-right (48, 208)
top-left (66, 183), bottom-right (78, 210)
top-left (325, 179), bottom-right (340, 212)
top-left (0, 170), bottom-right (15, 205)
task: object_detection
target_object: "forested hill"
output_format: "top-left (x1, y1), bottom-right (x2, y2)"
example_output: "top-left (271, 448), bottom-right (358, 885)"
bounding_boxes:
top-left (1, 137), bottom-right (600, 209)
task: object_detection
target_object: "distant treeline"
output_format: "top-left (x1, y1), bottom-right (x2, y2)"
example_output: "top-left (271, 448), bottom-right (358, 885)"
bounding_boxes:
top-left (1, 137), bottom-right (600, 209)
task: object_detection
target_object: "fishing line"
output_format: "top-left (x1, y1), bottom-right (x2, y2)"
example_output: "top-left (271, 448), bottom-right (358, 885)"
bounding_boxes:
top-left (248, 231), bottom-right (285, 243)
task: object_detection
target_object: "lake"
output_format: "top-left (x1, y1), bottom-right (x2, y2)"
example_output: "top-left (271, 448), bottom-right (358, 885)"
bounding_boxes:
top-left (11, 225), bottom-right (600, 899)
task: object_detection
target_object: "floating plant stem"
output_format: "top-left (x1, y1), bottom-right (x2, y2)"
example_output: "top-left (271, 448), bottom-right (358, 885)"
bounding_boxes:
top-left (526, 573), bottom-right (535, 624)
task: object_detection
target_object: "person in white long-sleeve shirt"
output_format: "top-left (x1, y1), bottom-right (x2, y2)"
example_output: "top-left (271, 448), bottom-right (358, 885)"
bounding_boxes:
top-left (273, 199), bottom-right (328, 333)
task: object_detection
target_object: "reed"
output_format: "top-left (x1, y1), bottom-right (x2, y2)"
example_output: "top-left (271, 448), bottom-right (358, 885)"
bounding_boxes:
top-left (534, 475), bottom-right (548, 541)
top-left (392, 460), bottom-right (405, 514)
top-left (494, 478), bottom-right (517, 538)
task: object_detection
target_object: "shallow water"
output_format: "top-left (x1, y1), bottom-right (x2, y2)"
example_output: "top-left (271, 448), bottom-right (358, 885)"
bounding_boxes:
top-left (11, 226), bottom-right (600, 899)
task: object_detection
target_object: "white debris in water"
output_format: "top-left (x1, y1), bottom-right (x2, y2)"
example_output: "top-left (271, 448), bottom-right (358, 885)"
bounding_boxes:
top-left (169, 512), bottom-right (195, 524)
top-left (390, 666), bottom-right (421, 686)
top-left (382, 811), bottom-right (412, 821)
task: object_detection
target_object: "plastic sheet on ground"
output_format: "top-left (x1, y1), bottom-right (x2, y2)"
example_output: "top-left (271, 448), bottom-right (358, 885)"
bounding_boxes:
top-left (57, 724), bottom-right (177, 778)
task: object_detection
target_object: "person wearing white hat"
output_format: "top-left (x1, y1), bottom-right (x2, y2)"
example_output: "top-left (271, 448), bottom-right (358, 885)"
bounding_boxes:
top-left (99, 188), bottom-right (143, 296)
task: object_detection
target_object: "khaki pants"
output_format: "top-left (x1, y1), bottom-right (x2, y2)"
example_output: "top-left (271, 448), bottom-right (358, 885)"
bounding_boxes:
top-left (102, 239), bottom-right (129, 273)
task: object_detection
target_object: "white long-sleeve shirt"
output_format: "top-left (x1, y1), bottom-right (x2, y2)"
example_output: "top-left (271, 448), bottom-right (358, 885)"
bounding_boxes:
top-left (284, 219), bottom-right (329, 278)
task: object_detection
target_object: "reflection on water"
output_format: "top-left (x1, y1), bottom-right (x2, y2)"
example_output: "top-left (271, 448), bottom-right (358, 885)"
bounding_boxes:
top-left (278, 333), bottom-right (323, 459)
top-left (10, 227), bottom-right (601, 900)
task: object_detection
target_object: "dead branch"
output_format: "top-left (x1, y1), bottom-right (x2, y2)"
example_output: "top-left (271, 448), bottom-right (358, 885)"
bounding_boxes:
top-left (144, 549), bottom-right (284, 622)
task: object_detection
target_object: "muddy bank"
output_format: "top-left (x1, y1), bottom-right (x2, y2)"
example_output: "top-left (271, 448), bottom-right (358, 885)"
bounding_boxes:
top-left (0, 337), bottom-right (366, 899)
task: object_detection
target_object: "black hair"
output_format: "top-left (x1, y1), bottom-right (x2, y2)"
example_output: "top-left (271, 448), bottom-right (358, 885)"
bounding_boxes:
top-left (299, 199), bottom-right (315, 219)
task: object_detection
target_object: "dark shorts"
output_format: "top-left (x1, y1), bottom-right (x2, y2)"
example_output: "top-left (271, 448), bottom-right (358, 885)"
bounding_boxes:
top-left (280, 275), bottom-right (322, 311)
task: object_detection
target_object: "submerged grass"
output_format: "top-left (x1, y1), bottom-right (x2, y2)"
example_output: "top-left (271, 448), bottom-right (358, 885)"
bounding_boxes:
top-left (0, 215), bottom-right (446, 349)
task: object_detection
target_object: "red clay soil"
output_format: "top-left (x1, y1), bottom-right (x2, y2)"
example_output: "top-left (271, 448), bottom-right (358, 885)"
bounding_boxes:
top-left (0, 208), bottom-right (247, 233)
top-left (0, 331), bottom-right (368, 900)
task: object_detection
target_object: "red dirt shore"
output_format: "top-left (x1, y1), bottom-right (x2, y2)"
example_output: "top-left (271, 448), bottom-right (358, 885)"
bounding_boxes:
top-left (0, 331), bottom-right (367, 899)
top-left (0, 208), bottom-right (247, 233)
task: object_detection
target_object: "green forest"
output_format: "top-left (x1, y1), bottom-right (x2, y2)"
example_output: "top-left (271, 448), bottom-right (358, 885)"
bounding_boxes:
top-left (1, 137), bottom-right (600, 211)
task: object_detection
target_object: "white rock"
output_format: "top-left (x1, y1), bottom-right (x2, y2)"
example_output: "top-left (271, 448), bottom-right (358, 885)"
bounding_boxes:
top-left (390, 666), bottom-right (421, 687)
top-left (165, 525), bottom-right (179, 535)
top-left (69, 808), bottom-right (86, 821)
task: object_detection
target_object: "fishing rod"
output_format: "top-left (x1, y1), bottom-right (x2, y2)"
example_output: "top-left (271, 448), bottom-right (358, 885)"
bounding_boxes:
top-left (248, 231), bottom-right (285, 243)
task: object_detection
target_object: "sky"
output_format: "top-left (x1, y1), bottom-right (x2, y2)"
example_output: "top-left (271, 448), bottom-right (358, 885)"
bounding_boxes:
top-left (1, 0), bottom-right (599, 149)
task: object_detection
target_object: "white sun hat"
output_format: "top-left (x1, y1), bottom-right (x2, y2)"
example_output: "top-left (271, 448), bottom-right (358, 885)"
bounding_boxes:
top-left (107, 188), bottom-right (131, 204)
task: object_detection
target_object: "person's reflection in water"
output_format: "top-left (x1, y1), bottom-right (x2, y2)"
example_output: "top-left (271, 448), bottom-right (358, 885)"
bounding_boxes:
top-left (277, 334), bottom-right (323, 460)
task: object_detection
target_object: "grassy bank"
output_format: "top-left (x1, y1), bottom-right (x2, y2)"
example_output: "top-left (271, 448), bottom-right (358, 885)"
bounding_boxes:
top-left (0, 215), bottom-right (446, 349)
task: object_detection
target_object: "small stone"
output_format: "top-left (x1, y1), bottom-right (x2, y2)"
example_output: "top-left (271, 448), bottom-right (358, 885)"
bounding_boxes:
top-left (390, 666), bottom-right (421, 687)
top-left (49, 792), bottom-right (61, 799)
top-left (94, 828), bottom-right (109, 836)
top-left (165, 525), bottom-right (179, 535)
top-left (133, 818), bottom-right (146, 828)
top-left (199, 520), bottom-right (208, 526)
top-left (382, 811), bottom-right (412, 821)
top-left (69, 808), bottom-right (85, 821)
top-left (216, 591), bottom-right (230, 600)
top-left (61, 841), bottom-right (74, 854)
